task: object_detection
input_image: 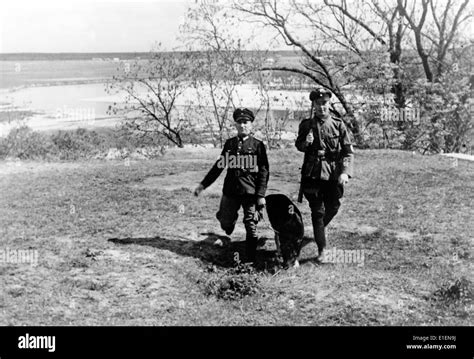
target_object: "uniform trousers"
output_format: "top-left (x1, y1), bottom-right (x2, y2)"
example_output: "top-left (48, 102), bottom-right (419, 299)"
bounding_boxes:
top-left (303, 179), bottom-right (344, 254)
top-left (216, 194), bottom-right (259, 261)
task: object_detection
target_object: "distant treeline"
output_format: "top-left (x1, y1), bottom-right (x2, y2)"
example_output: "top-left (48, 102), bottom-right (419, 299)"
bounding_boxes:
top-left (0, 53), bottom-right (151, 61)
top-left (0, 50), bottom-right (355, 61)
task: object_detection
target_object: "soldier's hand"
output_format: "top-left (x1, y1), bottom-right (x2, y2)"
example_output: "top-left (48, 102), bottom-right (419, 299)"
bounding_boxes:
top-left (255, 197), bottom-right (266, 221)
top-left (306, 129), bottom-right (314, 144)
top-left (194, 184), bottom-right (204, 196)
top-left (338, 173), bottom-right (349, 186)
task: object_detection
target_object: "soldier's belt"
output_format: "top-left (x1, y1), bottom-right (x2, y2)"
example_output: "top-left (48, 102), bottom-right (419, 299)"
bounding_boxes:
top-left (232, 168), bottom-right (255, 177)
top-left (307, 150), bottom-right (340, 161)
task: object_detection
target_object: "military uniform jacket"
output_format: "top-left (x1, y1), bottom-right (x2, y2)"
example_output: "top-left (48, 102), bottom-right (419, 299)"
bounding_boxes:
top-left (295, 115), bottom-right (354, 181)
top-left (201, 135), bottom-right (269, 197)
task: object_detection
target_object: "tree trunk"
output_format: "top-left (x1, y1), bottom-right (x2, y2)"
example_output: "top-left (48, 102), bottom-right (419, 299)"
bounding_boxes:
top-left (390, 45), bottom-right (406, 107)
top-left (415, 34), bottom-right (433, 82)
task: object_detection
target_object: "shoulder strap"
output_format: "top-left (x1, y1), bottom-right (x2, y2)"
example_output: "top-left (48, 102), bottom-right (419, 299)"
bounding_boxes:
top-left (314, 119), bottom-right (326, 151)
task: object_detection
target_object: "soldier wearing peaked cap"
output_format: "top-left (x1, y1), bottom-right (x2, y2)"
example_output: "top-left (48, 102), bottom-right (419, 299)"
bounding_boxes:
top-left (295, 88), bottom-right (354, 262)
top-left (194, 108), bottom-right (270, 264)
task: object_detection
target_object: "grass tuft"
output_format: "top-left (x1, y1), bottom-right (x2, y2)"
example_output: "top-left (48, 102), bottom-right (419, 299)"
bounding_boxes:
top-left (200, 262), bottom-right (262, 300)
top-left (431, 277), bottom-right (473, 306)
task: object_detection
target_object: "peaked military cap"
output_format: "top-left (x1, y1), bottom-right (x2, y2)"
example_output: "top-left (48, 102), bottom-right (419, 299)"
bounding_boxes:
top-left (309, 88), bottom-right (332, 101)
top-left (233, 108), bottom-right (255, 122)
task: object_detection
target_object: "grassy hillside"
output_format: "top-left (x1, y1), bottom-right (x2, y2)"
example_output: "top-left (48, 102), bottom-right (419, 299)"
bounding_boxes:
top-left (0, 148), bottom-right (472, 325)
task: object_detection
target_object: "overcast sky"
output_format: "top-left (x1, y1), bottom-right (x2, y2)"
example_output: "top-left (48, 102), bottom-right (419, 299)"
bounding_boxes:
top-left (6, 0), bottom-right (470, 54)
top-left (0, 0), bottom-right (196, 53)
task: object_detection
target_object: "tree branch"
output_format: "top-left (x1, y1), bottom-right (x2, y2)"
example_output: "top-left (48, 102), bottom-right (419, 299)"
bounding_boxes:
top-left (324, 0), bottom-right (387, 45)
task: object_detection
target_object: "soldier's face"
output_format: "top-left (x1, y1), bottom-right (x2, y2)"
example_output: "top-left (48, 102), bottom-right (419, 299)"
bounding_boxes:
top-left (235, 120), bottom-right (252, 136)
top-left (313, 97), bottom-right (331, 118)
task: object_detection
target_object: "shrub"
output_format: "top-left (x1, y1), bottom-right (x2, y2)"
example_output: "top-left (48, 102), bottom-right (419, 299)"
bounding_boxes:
top-left (405, 75), bottom-right (472, 154)
top-left (50, 128), bottom-right (108, 160)
top-left (431, 277), bottom-right (473, 306)
top-left (0, 125), bottom-right (171, 161)
top-left (0, 126), bottom-right (57, 160)
top-left (200, 262), bottom-right (262, 300)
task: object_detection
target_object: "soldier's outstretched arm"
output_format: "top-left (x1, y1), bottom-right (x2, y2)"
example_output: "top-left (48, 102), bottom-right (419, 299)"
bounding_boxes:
top-left (197, 141), bottom-right (228, 194)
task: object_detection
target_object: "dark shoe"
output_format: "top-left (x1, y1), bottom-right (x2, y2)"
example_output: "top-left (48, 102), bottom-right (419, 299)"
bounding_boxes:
top-left (224, 225), bottom-right (235, 236)
top-left (246, 242), bottom-right (257, 263)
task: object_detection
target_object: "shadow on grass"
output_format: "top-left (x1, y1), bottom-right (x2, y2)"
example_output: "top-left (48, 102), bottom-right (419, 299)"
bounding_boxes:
top-left (108, 232), bottom-right (281, 271)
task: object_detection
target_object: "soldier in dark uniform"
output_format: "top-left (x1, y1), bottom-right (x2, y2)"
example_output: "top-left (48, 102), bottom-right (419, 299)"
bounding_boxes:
top-left (194, 108), bottom-right (270, 263)
top-left (295, 88), bottom-right (354, 261)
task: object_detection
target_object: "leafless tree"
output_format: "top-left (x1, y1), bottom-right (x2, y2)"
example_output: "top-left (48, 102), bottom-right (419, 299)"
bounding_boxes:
top-left (319, 0), bottom-right (410, 107)
top-left (397, 0), bottom-right (471, 82)
top-left (106, 46), bottom-right (198, 147)
top-left (231, 0), bottom-right (363, 140)
top-left (181, 1), bottom-right (247, 147)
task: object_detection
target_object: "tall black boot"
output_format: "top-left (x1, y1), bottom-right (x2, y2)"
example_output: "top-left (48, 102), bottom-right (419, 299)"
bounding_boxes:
top-left (245, 237), bottom-right (257, 263)
top-left (244, 221), bottom-right (258, 263)
top-left (311, 213), bottom-right (326, 256)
